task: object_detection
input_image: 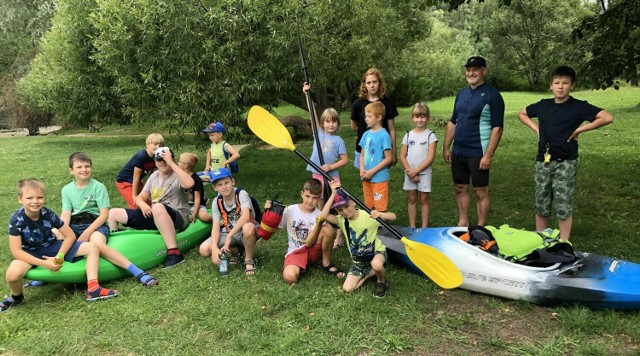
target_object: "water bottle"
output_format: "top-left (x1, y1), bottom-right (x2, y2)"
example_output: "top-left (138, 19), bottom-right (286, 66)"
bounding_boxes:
top-left (219, 252), bottom-right (229, 277)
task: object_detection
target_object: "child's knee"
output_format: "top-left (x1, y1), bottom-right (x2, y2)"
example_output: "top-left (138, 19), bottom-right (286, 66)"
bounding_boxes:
top-left (151, 203), bottom-right (168, 215)
top-left (199, 239), bottom-right (212, 257)
top-left (6, 264), bottom-right (27, 283)
top-left (282, 266), bottom-right (299, 284)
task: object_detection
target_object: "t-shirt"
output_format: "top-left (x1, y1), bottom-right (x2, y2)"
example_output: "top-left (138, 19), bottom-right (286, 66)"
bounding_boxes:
top-left (115, 149), bottom-right (156, 183)
top-left (143, 170), bottom-right (190, 223)
top-left (186, 173), bottom-right (208, 208)
top-left (525, 97), bottom-right (603, 161)
top-left (337, 210), bottom-right (386, 262)
top-left (278, 204), bottom-right (322, 256)
top-left (351, 97), bottom-right (399, 152)
top-left (211, 188), bottom-right (255, 231)
top-left (209, 141), bottom-right (228, 171)
top-left (359, 128), bottom-right (392, 183)
top-left (402, 129), bottom-right (438, 175)
top-left (8, 207), bottom-right (64, 251)
top-left (306, 129), bottom-right (347, 179)
top-left (450, 83), bottom-right (505, 157)
top-left (61, 178), bottom-right (111, 217)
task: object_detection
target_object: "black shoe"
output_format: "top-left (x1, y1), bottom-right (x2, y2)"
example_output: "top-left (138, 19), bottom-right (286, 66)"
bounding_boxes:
top-left (0, 296), bottom-right (24, 312)
top-left (373, 282), bottom-right (388, 298)
top-left (162, 253), bottom-right (185, 269)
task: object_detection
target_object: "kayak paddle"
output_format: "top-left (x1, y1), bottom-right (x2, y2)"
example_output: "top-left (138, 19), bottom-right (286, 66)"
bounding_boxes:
top-left (247, 105), bottom-right (463, 289)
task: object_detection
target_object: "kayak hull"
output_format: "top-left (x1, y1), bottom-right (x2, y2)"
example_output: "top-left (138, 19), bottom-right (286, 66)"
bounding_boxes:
top-left (380, 226), bottom-right (640, 310)
top-left (25, 219), bottom-right (211, 283)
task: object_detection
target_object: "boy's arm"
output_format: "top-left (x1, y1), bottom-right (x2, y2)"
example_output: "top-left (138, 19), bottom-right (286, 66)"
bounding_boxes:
top-left (370, 210), bottom-right (397, 222)
top-left (204, 149), bottom-right (212, 171)
top-left (329, 153), bottom-right (349, 172)
top-left (56, 223), bottom-right (78, 256)
top-left (209, 219), bottom-right (222, 265)
top-left (192, 190), bottom-right (202, 222)
top-left (517, 107), bottom-right (539, 135)
top-left (399, 143), bottom-right (410, 173)
top-left (443, 122), bottom-right (455, 163)
top-left (164, 152), bottom-right (195, 189)
top-left (136, 191), bottom-right (153, 217)
top-left (131, 167), bottom-right (144, 205)
top-left (223, 144), bottom-right (241, 166)
top-left (570, 110), bottom-right (614, 140)
top-left (8, 235), bottom-right (59, 270)
top-left (319, 182), bottom-right (339, 225)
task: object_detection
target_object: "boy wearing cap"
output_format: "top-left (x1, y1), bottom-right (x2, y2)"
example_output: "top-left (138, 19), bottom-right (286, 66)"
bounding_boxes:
top-left (108, 147), bottom-right (194, 268)
top-left (115, 133), bottom-right (165, 208)
top-left (443, 56), bottom-right (504, 227)
top-left (319, 181), bottom-right (396, 298)
top-left (202, 122), bottom-right (240, 174)
top-left (198, 168), bottom-right (259, 276)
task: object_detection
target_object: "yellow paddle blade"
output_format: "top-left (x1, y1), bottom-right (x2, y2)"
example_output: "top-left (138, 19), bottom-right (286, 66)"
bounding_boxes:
top-left (401, 237), bottom-right (463, 289)
top-left (247, 106), bottom-right (296, 151)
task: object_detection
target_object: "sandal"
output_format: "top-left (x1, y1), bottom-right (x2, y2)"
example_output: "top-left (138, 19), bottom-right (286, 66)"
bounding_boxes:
top-left (230, 247), bottom-right (245, 265)
top-left (321, 263), bottom-right (345, 278)
top-left (136, 272), bottom-right (159, 288)
top-left (0, 296), bottom-right (24, 312)
top-left (245, 259), bottom-right (257, 276)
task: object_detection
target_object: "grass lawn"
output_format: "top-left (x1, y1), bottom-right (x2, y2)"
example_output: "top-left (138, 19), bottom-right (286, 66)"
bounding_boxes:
top-left (0, 87), bottom-right (639, 355)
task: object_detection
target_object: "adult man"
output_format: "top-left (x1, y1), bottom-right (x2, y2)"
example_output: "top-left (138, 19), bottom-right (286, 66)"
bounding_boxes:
top-left (443, 56), bottom-right (504, 227)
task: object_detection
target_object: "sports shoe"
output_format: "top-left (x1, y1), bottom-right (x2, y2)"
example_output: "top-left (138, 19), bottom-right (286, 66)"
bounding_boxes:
top-left (162, 253), bottom-right (185, 269)
top-left (0, 296), bottom-right (24, 312)
top-left (373, 282), bottom-right (388, 298)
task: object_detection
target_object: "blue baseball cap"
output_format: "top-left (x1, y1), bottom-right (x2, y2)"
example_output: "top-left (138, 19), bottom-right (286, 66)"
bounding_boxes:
top-left (209, 167), bottom-right (233, 183)
top-left (202, 122), bottom-right (226, 134)
top-left (331, 190), bottom-right (351, 209)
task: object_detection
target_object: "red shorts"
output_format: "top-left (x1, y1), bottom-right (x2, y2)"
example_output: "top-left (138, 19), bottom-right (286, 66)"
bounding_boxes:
top-left (116, 181), bottom-right (144, 209)
top-left (283, 244), bottom-right (322, 271)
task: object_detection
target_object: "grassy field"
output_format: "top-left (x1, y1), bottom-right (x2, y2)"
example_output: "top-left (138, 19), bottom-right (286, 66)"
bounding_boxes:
top-left (0, 87), bottom-right (639, 355)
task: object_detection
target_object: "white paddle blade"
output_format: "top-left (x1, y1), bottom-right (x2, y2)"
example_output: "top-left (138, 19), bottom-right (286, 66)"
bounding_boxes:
top-left (247, 106), bottom-right (296, 151)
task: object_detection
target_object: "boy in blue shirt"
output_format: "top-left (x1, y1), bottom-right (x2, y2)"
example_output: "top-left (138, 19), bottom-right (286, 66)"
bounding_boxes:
top-left (1, 178), bottom-right (118, 312)
top-left (359, 101), bottom-right (393, 212)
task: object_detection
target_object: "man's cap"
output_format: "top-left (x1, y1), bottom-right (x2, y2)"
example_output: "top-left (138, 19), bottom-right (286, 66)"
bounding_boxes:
top-left (202, 122), bottom-right (226, 134)
top-left (154, 147), bottom-right (174, 161)
top-left (209, 167), bottom-right (233, 183)
top-left (464, 56), bottom-right (487, 68)
top-left (331, 190), bottom-right (351, 209)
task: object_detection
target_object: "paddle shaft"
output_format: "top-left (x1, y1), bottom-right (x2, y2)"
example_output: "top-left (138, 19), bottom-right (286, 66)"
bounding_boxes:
top-left (293, 148), bottom-right (403, 240)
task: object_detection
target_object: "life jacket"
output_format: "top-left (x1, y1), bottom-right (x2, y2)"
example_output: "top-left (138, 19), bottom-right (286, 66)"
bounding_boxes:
top-left (216, 188), bottom-right (262, 231)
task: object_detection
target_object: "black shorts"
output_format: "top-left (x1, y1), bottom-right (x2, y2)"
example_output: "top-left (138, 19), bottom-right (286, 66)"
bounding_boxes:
top-left (451, 156), bottom-right (489, 188)
top-left (124, 204), bottom-right (183, 230)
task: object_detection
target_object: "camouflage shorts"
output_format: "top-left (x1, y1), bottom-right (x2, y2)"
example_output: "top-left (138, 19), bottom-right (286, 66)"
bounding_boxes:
top-left (348, 251), bottom-right (387, 277)
top-left (534, 160), bottom-right (578, 219)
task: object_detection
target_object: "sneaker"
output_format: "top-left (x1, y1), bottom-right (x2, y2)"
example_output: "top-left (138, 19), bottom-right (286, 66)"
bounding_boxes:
top-left (373, 282), bottom-right (388, 298)
top-left (162, 253), bottom-right (185, 269)
top-left (23, 280), bottom-right (46, 288)
top-left (0, 296), bottom-right (24, 312)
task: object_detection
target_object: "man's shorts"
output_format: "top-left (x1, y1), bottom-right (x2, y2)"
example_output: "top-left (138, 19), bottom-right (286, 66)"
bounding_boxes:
top-left (451, 156), bottom-right (489, 188)
top-left (534, 160), bottom-right (578, 219)
top-left (124, 203), bottom-right (187, 231)
top-left (312, 173), bottom-right (341, 198)
top-left (348, 251), bottom-right (387, 277)
top-left (70, 223), bottom-right (110, 241)
top-left (403, 172), bottom-right (432, 193)
top-left (362, 181), bottom-right (389, 211)
top-left (283, 244), bottom-right (323, 271)
top-left (24, 239), bottom-right (84, 263)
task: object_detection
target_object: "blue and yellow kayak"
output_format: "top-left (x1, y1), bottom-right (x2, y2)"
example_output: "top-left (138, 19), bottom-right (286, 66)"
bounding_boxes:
top-left (380, 226), bottom-right (640, 310)
top-left (25, 219), bottom-right (211, 283)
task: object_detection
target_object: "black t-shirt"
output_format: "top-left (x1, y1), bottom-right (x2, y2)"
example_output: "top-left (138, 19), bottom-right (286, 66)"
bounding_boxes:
top-left (186, 173), bottom-right (208, 208)
top-left (526, 97), bottom-right (602, 161)
top-left (351, 97), bottom-right (399, 152)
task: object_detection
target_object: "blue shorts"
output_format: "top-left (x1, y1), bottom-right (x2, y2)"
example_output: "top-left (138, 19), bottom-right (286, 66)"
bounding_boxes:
top-left (70, 223), bottom-right (110, 240)
top-left (24, 240), bottom-right (84, 262)
top-left (124, 204), bottom-right (186, 230)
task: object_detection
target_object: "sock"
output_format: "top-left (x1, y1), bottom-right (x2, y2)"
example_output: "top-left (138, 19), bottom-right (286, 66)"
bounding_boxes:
top-left (126, 264), bottom-right (144, 277)
top-left (12, 294), bottom-right (24, 302)
top-left (167, 248), bottom-right (180, 255)
top-left (87, 279), bottom-right (99, 293)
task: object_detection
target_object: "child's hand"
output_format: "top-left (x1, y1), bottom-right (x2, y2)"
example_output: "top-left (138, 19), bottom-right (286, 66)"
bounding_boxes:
top-left (204, 166), bottom-right (210, 172)
top-left (329, 180), bottom-right (341, 191)
top-left (359, 169), bottom-right (367, 180)
top-left (191, 212), bottom-right (197, 223)
top-left (370, 210), bottom-right (381, 219)
top-left (211, 247), bottom-right (221, 265)
top-left (303, 82), bottom-right (310, 92)
top-left (42, 256), bottom-right (62, 271)
top-left (363, 170), bottom-right (373, 181)
top-left (411, 175), bottom-right (420, 183)
top-left (140, 204), bottom-right (153, 218)
top-left (320, 164), bottom-right (330, 172)
top-left (264, 200), bottom-right (272, 210)
top-left (78, 231), bottom-right (91, 242)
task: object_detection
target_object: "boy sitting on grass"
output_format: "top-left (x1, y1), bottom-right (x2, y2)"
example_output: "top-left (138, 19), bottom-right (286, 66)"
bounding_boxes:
top-left (267, 178), bottom-right (344, 285)
top-left (319, 181), bottom-right (396, 298)
top-left (2, 178), bottom-right (118, 312)
top-left (62, 152), bottom-right (158, 287)
top-left (108, 147), bottom-right (194, 269)
top-left (199, 168), bottom-right (258, 276)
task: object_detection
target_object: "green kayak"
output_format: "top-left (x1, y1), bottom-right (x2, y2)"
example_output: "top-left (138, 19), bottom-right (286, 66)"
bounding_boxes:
top-left (24, 219), bottom-right (211, 283)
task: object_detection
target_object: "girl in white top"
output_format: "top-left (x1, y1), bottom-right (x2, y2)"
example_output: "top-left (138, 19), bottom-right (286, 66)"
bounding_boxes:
top-left (400, 103), bottom-right (438, 228)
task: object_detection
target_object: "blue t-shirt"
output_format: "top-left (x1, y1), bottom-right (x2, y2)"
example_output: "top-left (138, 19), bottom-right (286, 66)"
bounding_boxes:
top-left (526, 97), bottom-right (602, 161)
top-left (8, 207), bottom-right (64, 251)
top-left (115, 149), bottom-right (156, 183)
top-left (306, 129), bottom-right (347, 179)
top-left (359, 129), bottom-right (392, 183)
top-left (450, 83), bottom-right (505, 157)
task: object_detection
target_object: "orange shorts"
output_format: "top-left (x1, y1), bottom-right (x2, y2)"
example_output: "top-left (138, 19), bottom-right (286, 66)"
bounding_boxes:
top-left (362, 180), bottom-right (389, 211)
top-left (283, 244), bottom-right (322, 271)
top-left (116, 181), bottom-right (143, 209)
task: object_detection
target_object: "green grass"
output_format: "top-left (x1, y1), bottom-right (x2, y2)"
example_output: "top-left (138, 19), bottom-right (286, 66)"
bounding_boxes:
top-left (1, 88), bottom-right (639, 354)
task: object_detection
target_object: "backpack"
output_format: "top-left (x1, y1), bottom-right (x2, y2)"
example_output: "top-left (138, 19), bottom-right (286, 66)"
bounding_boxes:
top-left (223, 142), bottom-right (239, 174)
top-left (216, 188), bottom-right (262, 231)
